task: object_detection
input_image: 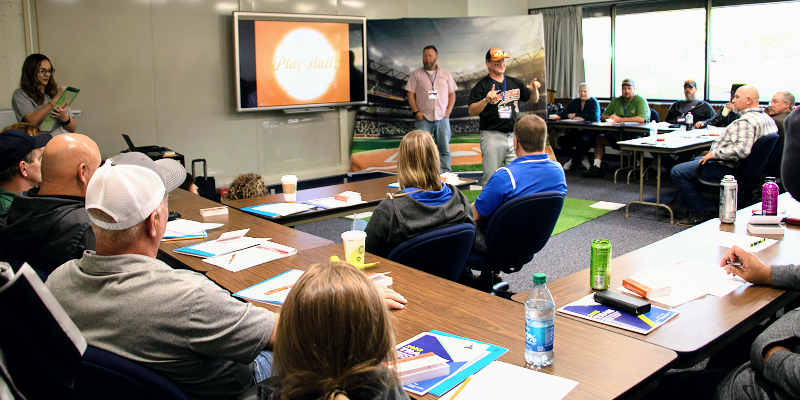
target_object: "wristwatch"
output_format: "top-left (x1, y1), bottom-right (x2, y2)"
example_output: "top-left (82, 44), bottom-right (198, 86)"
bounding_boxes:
top-left (62, 116), bottom-right (70, 124)
top-left (413, 110), bottom-right (420, 116)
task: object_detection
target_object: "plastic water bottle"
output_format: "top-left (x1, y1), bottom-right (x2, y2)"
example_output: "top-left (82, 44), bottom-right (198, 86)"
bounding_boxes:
top-left (686, 112), bottom-right (693, 130)
top-left (524, 273), bottom-right (554, 368)
top-left (762, 177), bottom-right (779, 215)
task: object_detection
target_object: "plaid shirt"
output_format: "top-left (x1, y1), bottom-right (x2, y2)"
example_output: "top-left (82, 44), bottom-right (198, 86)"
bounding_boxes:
top-left (710, 108), bottom-right (778, 166)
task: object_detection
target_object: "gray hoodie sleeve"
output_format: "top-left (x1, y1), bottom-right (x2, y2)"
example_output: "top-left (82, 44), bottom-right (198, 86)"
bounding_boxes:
top-left (747, 309), bottom-right (800, 398)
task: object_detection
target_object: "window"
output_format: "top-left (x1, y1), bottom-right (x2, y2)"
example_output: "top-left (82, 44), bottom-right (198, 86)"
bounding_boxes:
top-left (708, 1), bottom-right (800, 102)
top-left (582, 17), bottom-right (611, 98)
top-left (615, 8), bottom-right (706, 100)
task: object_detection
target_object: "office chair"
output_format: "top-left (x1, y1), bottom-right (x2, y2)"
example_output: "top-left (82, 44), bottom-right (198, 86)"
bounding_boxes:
top-left (465, 192), bottom-right (565, 298)
top-left (650, 109), bottom-right (659, 123)
top-left (74, 346), bottom-right (190, 400)
top-left (766, 139), bottom-right (783, 183)
top-left (696, 133), bottom-right (779, 206)
top-left (386, 223), bottom-right (475, 282)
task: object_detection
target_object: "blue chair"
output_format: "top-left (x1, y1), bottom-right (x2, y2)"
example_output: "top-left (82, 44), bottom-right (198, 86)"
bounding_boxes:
top-left (697, 133), bottom-right (779, 204)
top-left (386, 223), bottom-right (476, 282)
top-left (766, 139), bottom-right (783, 181)
top-left (465, 192), bottom-right (565, 296)
top-left (650, 109), bottom-right (659, 123)
top-left (74, 346), bottom-right (190, 400)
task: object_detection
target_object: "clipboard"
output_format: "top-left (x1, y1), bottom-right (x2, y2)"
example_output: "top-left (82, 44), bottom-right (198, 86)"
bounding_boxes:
top-left (40, 87), bottom-right (79, 133)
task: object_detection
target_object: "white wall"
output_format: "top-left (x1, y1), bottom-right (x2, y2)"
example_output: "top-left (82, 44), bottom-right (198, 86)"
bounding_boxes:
top-left (0, 0), bottom-right (27, 110)
top-left (8, 0), bottom-right (533, 185)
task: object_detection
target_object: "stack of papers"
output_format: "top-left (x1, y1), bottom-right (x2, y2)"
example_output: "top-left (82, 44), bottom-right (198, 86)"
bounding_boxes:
top-left (440, 361), bottom-right (577, 400)
top-left (233, 269), bottom-right (394, 304)
top-left (163, 219), bottom-right (223, 240)
top-left (204, 241), bottom-right (298, 272)
top-left (302, 193), bottom-right (367, 209)
top-left (396, 331), bottom-right (507, 396)
top-left (241, 203), bottom-right (316, 218)
top-left (618, 259), bottom-right (747, 307)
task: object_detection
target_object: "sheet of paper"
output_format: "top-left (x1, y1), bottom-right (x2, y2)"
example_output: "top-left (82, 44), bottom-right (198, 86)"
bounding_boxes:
top-left (166, 219), bottom-right (223, 234)
top-left (233, 269), bottom-right (305, 305)
top-left (303, 197), bottom-right (367, 209)
top-left (204, 241), bottom-right (298, 272)
top-left (439, 361), bottom-right (578, 400)
top-left (618, 259), bottom-right (747, 307)
top-left (590, 201), bottom-right (625, 210)
top-left (694, 231), bottom-right (777, 253)
top-left (252, 203), bottom-right (315, 216)
top-left (184, 237), bottom-right (264, 256)
top-left (218, 228), bottom-right (249, 242)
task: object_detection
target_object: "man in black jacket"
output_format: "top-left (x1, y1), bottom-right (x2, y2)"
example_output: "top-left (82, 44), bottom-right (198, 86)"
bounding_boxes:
top-left (0, 133), bottom-right (101, 275)
top-left (664, 79), bottom-right (715, 124)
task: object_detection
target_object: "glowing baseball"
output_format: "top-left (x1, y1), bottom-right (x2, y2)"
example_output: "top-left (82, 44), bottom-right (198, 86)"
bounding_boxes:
top-left (273, 29), bottom-right (337, 100)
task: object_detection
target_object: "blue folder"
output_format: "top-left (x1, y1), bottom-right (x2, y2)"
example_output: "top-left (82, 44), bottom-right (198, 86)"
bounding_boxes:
top-left (425, 330), bottom-right (508, 396)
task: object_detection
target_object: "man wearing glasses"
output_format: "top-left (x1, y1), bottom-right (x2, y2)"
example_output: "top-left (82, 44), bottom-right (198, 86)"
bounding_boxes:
top-left (468, 48), bottom-right (540, 185)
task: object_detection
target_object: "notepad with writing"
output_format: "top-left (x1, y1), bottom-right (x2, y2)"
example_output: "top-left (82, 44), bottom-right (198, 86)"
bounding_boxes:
top-left (203, 241), bottom-right (298, 272)
top-left (233, 269), bottom-right (305, 305)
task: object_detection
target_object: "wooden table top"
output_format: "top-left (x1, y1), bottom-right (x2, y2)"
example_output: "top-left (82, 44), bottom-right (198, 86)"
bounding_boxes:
top-left (513, 193), bottom-right (800, 367)
top-left (223, 176), bottom-right (477, 226)
top-left (207, 243), bottom-right (676, 400)
top-left (158, 189), bottom-right (333, 272)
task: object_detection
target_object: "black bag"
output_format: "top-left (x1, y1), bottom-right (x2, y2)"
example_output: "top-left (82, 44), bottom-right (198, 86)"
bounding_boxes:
top-left (191, 159), bottom-right (217, 201)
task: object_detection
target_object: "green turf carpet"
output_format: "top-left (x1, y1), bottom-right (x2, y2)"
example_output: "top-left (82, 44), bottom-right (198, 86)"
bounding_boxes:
top-left (461, 190), bottom-right (612, 236)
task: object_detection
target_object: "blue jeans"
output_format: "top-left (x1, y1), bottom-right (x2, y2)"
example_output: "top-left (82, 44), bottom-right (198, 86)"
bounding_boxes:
top-left (415, 118), bottom-right (452, 173)
top-left (670, 157), bottom-right (735, 216)
top-left (252, 350), bottom-right (274, 383)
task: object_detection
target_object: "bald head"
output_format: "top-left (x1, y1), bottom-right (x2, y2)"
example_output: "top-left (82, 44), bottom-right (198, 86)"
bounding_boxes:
top-left (39, 133), bottom-right (101, 197)
top-left (732, 86), bottom-right (760, 112)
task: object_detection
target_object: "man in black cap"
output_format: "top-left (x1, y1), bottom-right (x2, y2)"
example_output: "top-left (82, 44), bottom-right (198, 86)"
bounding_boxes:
top-left (665, 79), bottom-right (715, 124)
top-left (0, 129), bottom-right (52, 212)
top-left (695, 83), bottom-right (745, 129)
top-left (468, 47), bottom-right (540, 185)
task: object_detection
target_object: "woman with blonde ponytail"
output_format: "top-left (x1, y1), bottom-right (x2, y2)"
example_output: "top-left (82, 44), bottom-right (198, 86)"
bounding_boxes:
top-left (257, 261), bottom-right (410, 400)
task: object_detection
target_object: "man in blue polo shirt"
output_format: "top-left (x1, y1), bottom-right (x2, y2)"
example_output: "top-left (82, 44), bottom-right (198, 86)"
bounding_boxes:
top-left (472, 114), bottom-right (567, 255)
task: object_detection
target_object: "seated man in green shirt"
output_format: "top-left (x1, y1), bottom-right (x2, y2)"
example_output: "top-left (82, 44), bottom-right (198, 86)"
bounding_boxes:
top-left (583, 79), bottom-right (650, 178)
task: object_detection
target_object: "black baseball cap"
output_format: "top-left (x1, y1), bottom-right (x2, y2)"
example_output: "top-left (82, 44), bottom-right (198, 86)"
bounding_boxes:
top-left (0, 129), bottom-right (52, 170)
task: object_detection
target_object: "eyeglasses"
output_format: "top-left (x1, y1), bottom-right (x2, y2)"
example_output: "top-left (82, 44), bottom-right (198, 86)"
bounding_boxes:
top-left (38, 69), bottom-right (54, 76)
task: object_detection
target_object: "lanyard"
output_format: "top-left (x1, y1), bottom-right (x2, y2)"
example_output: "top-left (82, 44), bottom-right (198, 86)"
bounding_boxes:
top-left (681, 100), bottom-right (698, 114)
top-left (492, 77), bottom-right (507, 104)
top-left (622, 99), bottom-right (633, 116)
top-left (426, 70), bottom-right (438, 90)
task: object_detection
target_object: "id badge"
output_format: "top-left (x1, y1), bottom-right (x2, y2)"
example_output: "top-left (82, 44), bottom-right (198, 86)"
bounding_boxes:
top-left (498, 105), bottom-right (511, 119)
top-left (428, 90), bottom-right (438, 100)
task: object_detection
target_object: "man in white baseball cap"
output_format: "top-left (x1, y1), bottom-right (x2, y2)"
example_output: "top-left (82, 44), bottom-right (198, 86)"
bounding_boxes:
top-left (46, 152), bottom-right (276, 399)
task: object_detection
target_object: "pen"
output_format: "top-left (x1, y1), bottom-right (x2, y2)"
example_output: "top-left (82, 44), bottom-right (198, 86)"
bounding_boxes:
top-left (264, 284), bottom-right (294, 296)
top-left (726, 261), bottom-right (743, 268)
top-left (449, 376), bottom-right (472, 400)
top-left (749, 238), bottom-right (766, 247)
top-left (229, 253), bottom-right (237, 264)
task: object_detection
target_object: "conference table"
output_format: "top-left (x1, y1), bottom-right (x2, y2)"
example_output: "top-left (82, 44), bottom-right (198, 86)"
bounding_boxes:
top-left (548, 119), bottom-right (684, 183)
top-left (224, 175), bottom-right (477, 226)
top-left (617, 128), bottom-right (718, 224)
top-left (158, 189), bottom-right (333, 272)
top-left (206, 243), bottom-right (677, 400)
top-left (513, 193), bottom-right (800, 368)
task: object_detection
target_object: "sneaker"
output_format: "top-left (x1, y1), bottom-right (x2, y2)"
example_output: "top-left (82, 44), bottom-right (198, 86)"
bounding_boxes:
top-left (581, 157), bottom-right (591, 170)
top-left (581, 165), bottom-right (605, 178)
top-left (677, 211), bottom-right (714, 226)
top-left (562, 160), bottom-right (573, 171)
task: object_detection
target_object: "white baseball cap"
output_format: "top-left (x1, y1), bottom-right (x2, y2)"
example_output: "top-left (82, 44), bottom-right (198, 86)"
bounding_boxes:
top-left (86, 153), bottom-right (185, 230)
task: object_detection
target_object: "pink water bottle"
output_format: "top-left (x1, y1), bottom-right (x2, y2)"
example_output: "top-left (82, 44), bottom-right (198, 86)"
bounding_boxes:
top-left (762, 177), bottom-right (779, 215)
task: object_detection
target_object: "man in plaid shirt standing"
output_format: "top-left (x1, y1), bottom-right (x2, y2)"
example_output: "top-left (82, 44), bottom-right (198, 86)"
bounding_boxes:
top-left (665, 86), bottom-right (778, 226)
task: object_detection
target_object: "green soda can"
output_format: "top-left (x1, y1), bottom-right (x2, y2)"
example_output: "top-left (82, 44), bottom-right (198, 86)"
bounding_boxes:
top-left (590, 239), bottom-right (612, 290)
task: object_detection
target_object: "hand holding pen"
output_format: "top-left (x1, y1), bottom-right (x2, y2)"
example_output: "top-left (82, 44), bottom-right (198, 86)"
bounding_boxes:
top-left (719, 245), bottom-right (773, 285)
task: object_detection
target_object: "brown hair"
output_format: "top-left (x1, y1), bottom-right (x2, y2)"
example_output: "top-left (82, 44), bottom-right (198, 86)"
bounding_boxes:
top-left (2, 122), bottom-right (43, 137)
top-left (274, 261), bottom-right (398, 400)
top-left (227, 173), bottom-right (266, 200)
top-left (513, 114), bottom-right (547, 153)
top-left (19, 54), bottom-right (58, 106)
top-left (397, 130), bottom-right (441, 191)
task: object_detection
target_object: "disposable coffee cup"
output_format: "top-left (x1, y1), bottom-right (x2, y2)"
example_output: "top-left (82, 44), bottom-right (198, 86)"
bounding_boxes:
top-left (341, 230), bottom-right (367, 264)
top-left (281, 175), bottom-right (298, 203)
top-left (722, 107), bottom-right (730, 117)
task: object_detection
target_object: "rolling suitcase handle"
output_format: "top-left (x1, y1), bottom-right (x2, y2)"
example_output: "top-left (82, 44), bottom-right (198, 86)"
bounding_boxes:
top-left (191, 159), bottom-right (207, 179)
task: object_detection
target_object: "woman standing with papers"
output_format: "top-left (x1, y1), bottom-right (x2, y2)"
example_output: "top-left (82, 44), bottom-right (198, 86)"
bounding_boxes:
top-left (365, 130), bottom-right (474, 259)
top-left (257, 261), bottom-right (409, 400)
top-left (11, 54), bottom-right (76, 135)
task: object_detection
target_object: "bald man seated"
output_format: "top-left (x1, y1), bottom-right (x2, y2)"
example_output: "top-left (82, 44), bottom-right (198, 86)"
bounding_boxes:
top-left (665, 86), bottom-right (778, 226)
top-left (0, 133), bottom-right (102, 274)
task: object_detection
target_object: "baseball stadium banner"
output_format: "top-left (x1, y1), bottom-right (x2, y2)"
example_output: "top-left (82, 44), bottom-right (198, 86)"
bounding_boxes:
top-left (349, 15), bottom-right (546, 174)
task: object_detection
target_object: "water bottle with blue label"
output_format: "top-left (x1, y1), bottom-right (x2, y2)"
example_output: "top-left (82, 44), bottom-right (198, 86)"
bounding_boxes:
top-left (524, 273), bottom-right (554, 368)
